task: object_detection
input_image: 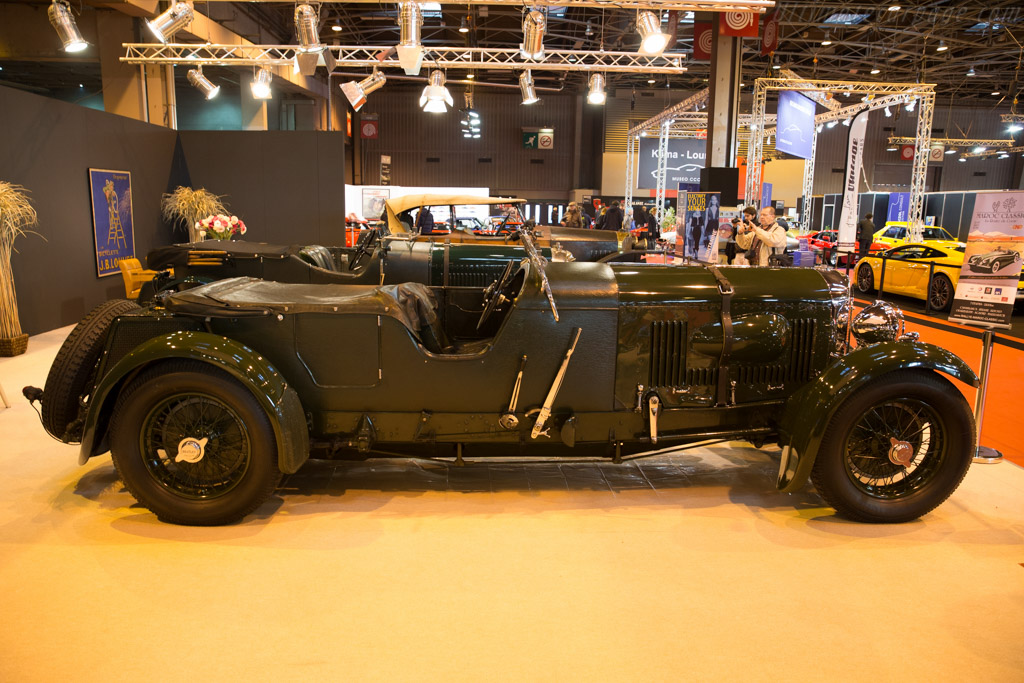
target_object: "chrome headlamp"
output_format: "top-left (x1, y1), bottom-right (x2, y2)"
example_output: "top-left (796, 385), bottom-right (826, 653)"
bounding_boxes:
top-left (851, 301), bottom-right (917, 347)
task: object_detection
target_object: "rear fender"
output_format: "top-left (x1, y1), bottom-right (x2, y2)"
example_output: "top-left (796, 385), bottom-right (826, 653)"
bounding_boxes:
top-left (79, 331), bottom-right (309, 474)
top-left (777, 341), bottom-right (978, 492)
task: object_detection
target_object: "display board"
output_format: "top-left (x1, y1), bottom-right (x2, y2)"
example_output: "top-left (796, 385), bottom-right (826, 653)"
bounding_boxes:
top-left (948, 191), bottom-right (1024, 329)
top-left (676, 189), bottom-right (721, 263)
top-left (88, 168), bottom-right (135, 278)
top-left (637, 138), bottom-right (706, 189)
top-left (775, 91), bottom-right (815, 160)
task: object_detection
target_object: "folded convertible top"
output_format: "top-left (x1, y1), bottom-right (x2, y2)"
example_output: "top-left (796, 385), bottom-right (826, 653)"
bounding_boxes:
top-left (162, 277), bottom-right (440, 334)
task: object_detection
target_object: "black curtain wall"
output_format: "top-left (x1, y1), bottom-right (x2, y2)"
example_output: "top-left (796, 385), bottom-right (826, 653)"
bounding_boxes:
top-left (0, 85), bottom-right (346, 335)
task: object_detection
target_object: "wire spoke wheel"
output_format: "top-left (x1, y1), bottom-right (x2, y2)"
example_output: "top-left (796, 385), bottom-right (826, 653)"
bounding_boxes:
top-left (141, 393), bottom-right (251, 499)
top-left (843, 399), bottom-right (944, 499)
top-left (811, 371), bottom-right (974, 523)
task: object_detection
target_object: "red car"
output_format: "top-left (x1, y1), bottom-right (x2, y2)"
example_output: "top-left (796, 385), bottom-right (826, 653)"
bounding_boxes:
top-left (806, 230), bottom-right (884, 267)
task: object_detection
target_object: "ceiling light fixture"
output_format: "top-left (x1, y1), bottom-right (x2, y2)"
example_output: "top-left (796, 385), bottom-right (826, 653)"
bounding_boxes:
top-left (466, 72), bottom-right (474, 79)
top-left (966, 66), bottom-right (976, 76)
top-left (816, 124), bottom-right (823, 133)
top-left (945, 147), bottom-right (957, 154)
top-left (973, 146), bottom-right (986, 153)
top-left (991, 91), bottom-right (1001, 96)
top-left (331, 23), bottom-right (342, 32)
top-left (294, 4), bottom-right (323, 53)
top-left (826, 120), bottom-right (838, 128)
top-left (519, 70), bottom-right (540, 105)
top-left (886, 146), bottom-right (898, 151)
top-left (459, 15), bottom-right (469, 33)
top-left (636, 10), bottom-right (669, 55)
top-left (1008, 123), bottom-right (1024, 133)
top-left (251, 67), bottom-right (273, 99)
top-left (958, 156), bottom-right (967, 162)
top-left (884, 106), bottom-right (892, 117)
top-left (905, 99), bottom-right (916, 112)
top-left (821, 34), bottom-right (832, 46)
top-left (888, 5), bottom-right (901, 11)
top-left (341, 69), bottom-right (385, 111)
top-left (587, 73), bottom-right (606, 105)
top-left (870, 68), bottom-right (881, 75)
top-left (521, 8), bottom-right (546, 60)
top-left (48, 0), bottom-right (88, 53)
top-left (146, 1), bottom-right (194, 44)
top-left (936, 40), bottom-right (948, 52)
top-left (397, 1), bottom-right (424, 75)
top-left (420, 69), bottom-right (454, 112)
top-left (842, 117), bottom-right (851, 126)
top-left (187, 67), bottom-right (219, 99)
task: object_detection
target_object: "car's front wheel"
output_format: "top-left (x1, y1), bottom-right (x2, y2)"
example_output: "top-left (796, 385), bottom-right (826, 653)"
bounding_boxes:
top-left (109, 360), bottom-right (281, 525)
top-left (855, 263), bottom-right (875, 293)
top-left (810, 370), bottom-right (974, 523)
top-left (990, 262), bottom-right (1000, 274)
top-left (928, 273), bottom-right (954, 312)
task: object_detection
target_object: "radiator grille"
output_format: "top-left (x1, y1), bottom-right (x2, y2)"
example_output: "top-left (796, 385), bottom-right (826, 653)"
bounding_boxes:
top-left (448, 265), bottom-right (506, 288)
top-left (649, 320), bottom-right (686, 387)
top-left (734, 318), bottom-right (818, 384)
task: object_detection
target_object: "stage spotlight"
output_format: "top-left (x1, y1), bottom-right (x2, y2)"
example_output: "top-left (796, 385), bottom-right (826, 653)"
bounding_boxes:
top-left (521, 9), bottom-right (546, 60)
top-left (187, 67), bottom-right (220, 99)
top-left (147, 1), bottom-right (194, 44)
top-left (636, 11), bottom-right (668, 55)
top-left (295, 4), bottom-right (322, 53)
top-left (251, 67), bottom-right (273, 99)
top-left (341, 70), bottom-right (386, 111)
top-left (48, 0), bottom-right (87, 53)
top-left (397, 1), bottom-right (424, 75)
top-left (587, 73), bottom-right (606, 105)
top-left (420, 69), bottom-right (454, 113)
top-left (519, 70), bottom-right (540, 104)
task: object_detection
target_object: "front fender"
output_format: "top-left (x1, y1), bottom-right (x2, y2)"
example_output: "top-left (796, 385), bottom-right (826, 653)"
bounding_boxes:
top-left (776, 341), bottom-right (978, 493)
top-left (79, 331), bottom-right (309, 474)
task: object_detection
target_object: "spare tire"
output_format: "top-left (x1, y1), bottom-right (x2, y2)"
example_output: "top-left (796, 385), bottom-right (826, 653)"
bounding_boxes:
top-left (42, 298), bottom-right (140, 442)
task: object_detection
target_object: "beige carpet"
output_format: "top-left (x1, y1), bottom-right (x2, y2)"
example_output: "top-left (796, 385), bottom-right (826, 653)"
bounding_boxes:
top-left (1, 326), bottom-right (1022, 682)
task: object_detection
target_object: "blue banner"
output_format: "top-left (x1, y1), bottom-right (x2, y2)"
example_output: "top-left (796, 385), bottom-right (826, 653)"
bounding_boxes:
top-left (89, 168), bottom-right (135, 277)
top-left (886, 192), bottom-right (910, 223)
top-left (775, 90), bottom-right (815, 159)
top-left (761, 182), bottom-right (772, 208)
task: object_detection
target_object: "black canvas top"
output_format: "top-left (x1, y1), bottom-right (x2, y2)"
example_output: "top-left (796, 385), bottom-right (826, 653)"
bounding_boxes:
top-left (147, 241), bottom-right (300, 269)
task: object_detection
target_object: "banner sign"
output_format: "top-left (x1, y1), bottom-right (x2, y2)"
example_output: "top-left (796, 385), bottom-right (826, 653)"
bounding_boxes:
top-left (899, 144), bottom-right (915, 162)
top-left (836, 110), bottom-right (869, 253)
top-left (379, 154), bottom-right (392, 185)
top-left (637, 137), bottom-right (706, 189)
top-left (761, 182), bottom-right (772, 208)
top-left (676, 189), bottom-right (721, 263)
top-left (775, 90), bottom-right (815, 159)
top-left (88, 168), bottom-right (135, 278)
top-left (760, 11), bottom-right (779, 56)
top-left (720, 11), bottom-right (758, 37)
top-left (886, 192), bottom-right (910, 223)
top-left (692, 22), bottom-right (712, 60)
top-left (948, 191), bottom-right (1024, 329)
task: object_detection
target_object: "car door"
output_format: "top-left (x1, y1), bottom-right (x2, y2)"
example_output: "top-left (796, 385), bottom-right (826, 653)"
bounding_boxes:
top-left (882, 245), bottom-right (924, 293)
top-left (901, 246), bottom-right (937, 292)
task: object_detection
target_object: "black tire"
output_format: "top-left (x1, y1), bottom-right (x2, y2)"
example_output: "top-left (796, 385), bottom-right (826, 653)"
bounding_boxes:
top-left (827, 248), bottom-right (838, 267)
top-left (42, 298), bottom-right (140, 440)
top-left (109, 360), bottom-right (281, 525)
top-left (990, 262), bottom-right (1000, 274)
top-left (928, 273), bottom-right (954, 312)
top-left (855, 263), bottom-right (875, 294)
top-left (810, 370), bottom-right (975, 523)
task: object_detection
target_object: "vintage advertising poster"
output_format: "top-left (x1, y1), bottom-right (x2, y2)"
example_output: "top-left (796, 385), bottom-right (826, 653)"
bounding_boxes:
top-left (361, 188), bottom-right (390, 221)
top-left (675, 190), bottom-right (721, 263)
top-left (88, 168), bottom-right (135, 278)
top-left (948, 192), bottom-right (1024, 329)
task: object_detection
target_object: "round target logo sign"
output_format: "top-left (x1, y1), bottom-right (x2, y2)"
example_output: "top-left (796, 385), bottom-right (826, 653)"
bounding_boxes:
top-left (900, 145), bottom-right (915, 161)
top-left (361, 121), bottom-right (379, 139)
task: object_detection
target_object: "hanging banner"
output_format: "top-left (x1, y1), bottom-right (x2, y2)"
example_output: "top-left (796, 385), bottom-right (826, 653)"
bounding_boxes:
top-left (675, 190), bottom-right (721, 263)
top-left (720, 12), bottom-right (758, 37)
top-left (89, 168), bottom-right (135, 278)
top-left (637, 137), bottom-right (706, 189)
top-left (760, 11), bottom-right (779, 56)
top-left (886, 192), bottom-right (910, 223)
top-left (761, 182), bottom-right (772, 208)
top-left (948, 191), bottom-right (1024, 329)
top-left (899, 144), bottom-right (915, 162)
top-left (775, 90), bottom-right (815, 159)
top-left (692, 22), bottom-right (713, 61)
top-left (379, 154), bottom-right (392, 185)
top-left (836, 110), bottom-right (869, 253)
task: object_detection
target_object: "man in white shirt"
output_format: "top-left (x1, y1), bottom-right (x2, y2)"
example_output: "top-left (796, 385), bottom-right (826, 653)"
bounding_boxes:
top-left (735, 205), bottom-right (787, 266)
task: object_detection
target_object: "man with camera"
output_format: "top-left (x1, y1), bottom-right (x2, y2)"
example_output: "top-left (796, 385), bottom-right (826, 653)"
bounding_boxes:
top-left (735, 205), bottom-right (787, 266)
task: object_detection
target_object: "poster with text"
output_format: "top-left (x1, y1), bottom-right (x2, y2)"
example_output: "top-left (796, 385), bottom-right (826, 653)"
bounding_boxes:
top-left (676, 190), bottom-right (721, 263)
top-left (948, 191), bottom-right (1024, 329)
top-left (836, 110), bottom-right (869, 254)
top-left (638, 137), bottom-right (706, 189)
top-left (886, 192), bottom-right (910, 223)
top-left (89, 168), bottom-right (135, 278)
top-left (775, 90), bottom-right (815, 159)
top-left (361, 188), bottom-right (390, 221)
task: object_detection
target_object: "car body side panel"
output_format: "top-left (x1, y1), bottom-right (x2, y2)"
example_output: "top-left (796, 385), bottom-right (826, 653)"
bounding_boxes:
top-left (79, 331), bottom-right (310, 474)
top-left (776, 341), bottom-right (979, 492)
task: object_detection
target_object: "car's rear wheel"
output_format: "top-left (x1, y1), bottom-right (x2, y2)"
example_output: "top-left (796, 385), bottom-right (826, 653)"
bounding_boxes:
top-left (990, 262), bottom-right (1000, 274)
top-left (109, 360), bottom-right (281, 525)
top-left (827, 248), bottom-right (838, 267)
top-left (41, 298), bottom-right (140, 441)
top-left (855, 263), bottom-right (875, 293)
top-left (810, 370), bottom-right (974, 523)
top-left (928, 273), bottom-right (954, 312)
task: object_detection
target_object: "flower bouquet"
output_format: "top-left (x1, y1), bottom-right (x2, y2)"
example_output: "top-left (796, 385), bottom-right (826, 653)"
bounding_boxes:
top-left (196, 214), bottom-right (246, 241)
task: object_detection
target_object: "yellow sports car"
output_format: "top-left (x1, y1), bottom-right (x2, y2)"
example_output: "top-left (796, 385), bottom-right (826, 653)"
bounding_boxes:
top-left (873, 223), bottom-right (963, 251)
top-left (855, 243), bottom-right (1024, 311)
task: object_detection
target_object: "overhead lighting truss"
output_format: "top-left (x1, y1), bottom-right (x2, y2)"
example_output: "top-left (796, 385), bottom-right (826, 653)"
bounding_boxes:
top-left (121, 43), bottom-right (686, 74)
top-left (174, 0), bottom-right (774, 9)
top-left (887, 137), bottom-right (1016, 148)
top-left (963, 145), bottom-right (1024, 158)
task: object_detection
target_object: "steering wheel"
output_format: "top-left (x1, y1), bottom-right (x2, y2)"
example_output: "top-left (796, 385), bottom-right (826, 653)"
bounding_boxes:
top-left (349, 229), bottom-right (379, 270)
top-left (477, 260), bottom-right (518, 330)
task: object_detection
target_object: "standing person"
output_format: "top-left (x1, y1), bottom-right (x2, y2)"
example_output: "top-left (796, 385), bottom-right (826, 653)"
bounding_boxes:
top-left (604, 200), bottom-right (624, 231)
top-left (633, 205), bottom-right (649, 244)
top-left (595, 206), bottom-right (608, 230)
top-left (857, 212), bottom-right (876, 259)
top-left (415, 205), bottom-right (435, 235)
top-left (561, 201), bottom-right (583, 229)
top-left (644, 204), bottom-right (660, 240)
top-left (724, 217), bottom-right (740, 264)
top-left (736, 205), bottom-right (787, 266)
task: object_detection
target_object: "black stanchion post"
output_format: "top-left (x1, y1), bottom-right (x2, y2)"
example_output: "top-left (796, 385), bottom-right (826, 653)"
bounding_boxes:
top-left (973, 329), bottom-right (1003, 464)
top-left (924, 262), bottom-right (935, 315)
top-left (877, 254), bottom-right (887, 298)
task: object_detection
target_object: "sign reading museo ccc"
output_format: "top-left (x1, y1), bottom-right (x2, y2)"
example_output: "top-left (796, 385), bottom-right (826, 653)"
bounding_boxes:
top-left (637, 137), bottom-right (706, 189)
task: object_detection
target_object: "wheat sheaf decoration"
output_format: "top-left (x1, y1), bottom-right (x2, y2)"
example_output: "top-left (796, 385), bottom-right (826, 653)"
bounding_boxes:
top-left (0, 182), bottom-right (39, 340)
top-left (160, 186), bottom-right (228, 243)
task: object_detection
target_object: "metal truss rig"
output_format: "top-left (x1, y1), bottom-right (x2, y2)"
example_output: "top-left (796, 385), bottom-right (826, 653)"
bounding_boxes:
top-left (121, 44), bottom-right (687, 74)
top-left (964, 146), bottom-right (1024, 158)
top-left (191, 0), bottom-right (774, 8)
top-left (887, 137), bottom-right (1016, 149)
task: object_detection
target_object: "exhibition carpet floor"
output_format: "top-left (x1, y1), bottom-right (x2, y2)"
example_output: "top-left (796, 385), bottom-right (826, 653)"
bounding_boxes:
top-left (1, 326), bottom-right (1022, 682)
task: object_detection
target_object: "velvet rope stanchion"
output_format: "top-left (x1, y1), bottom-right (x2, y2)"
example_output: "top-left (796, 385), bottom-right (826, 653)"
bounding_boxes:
top-left (972, 330), bottom-right (1003, 464)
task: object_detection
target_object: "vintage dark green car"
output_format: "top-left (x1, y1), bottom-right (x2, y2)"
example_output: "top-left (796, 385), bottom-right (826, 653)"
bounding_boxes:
top-left (29, 231), bottom-right (979, 526)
